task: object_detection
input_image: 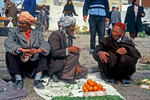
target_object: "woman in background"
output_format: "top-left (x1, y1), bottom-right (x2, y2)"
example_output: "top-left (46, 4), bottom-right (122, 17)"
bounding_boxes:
top-left (63, 0), bottom-right (78, 17)
top-left (124, 0), bottom-right (145, 42)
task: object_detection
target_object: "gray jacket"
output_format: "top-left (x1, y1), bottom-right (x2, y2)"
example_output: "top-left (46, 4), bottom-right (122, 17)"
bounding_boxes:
top-left (111, 10), bottom-right (121, 24)
top-left (4, 28), bottom-right (51, 61)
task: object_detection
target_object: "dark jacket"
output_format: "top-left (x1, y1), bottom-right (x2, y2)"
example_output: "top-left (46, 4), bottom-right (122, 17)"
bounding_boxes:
top-left (93, 35), bottom-right (141, 79)
top-left (124, 5), bottom-right (145, 33)
top-left (23, 0), bottom-right (36, 17)
top-left (48, 30), bottom-right (72, 75)
top-left (63, 3), bottom-right (77, 16)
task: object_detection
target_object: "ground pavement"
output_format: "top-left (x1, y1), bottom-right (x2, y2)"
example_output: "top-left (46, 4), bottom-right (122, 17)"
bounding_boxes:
top-left (0, 32), bottom-right (150, 100)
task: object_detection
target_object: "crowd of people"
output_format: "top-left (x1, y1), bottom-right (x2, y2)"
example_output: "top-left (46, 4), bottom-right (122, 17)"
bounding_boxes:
top-left (1, 0), bottom-right (144, 92)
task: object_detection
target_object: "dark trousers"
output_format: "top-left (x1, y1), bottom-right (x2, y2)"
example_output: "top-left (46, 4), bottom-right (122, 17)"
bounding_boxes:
top-left (89, 15), bottom-right (105, 49)
top-left (6, 52), bottom-right (48, 78)
top-left (98, 52), bottom-right (137, 80)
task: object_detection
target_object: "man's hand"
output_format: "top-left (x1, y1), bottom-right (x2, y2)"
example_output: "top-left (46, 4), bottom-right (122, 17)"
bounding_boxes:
top-left (18, 48), bottom-right (31, 53)
top-left (98, 51), bottom-right (110, 63)
top-left (141, 13), bottom-right (145, 17)
top-left (76, 65), bottom-right (81, 75)
top-left (105, 18), bottom-right (109, 23)
top-left (68, 46), bottom-right (81, 53)
top-left (116, 47), bottom-right (127, 55)
top-left (24, 52), bottom-right (32, 56)
top-left (30, 48), bottom-right (42, 54)
top-left (18, 48), bottom-right (42, 55)
top-left (83, 16), bottom-right (87, 22)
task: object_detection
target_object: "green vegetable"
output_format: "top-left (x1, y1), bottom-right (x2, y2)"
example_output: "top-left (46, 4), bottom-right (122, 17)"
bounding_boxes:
top-left (52, 95), bottom-right (124, 100)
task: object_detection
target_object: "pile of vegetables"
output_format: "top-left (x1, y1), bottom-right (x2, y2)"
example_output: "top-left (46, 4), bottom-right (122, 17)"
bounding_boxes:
top-left (82, 79), bottom-right (105, 92)
top-left (52, 95), bottom-right (124, 100)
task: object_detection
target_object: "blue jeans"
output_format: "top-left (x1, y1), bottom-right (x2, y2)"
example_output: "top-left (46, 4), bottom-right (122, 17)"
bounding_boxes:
top-left (89, 15), bottom-right (105, 49)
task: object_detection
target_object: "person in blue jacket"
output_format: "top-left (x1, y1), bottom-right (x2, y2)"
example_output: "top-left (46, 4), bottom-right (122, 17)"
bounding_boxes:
top-left (83, 0), bottom-right (109, 54)
top-left (23, 0), bottom-right (36, 17)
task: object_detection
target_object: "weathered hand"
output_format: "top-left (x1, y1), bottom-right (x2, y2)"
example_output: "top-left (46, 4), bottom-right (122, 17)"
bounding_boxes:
top-left (98, 51), bottom-right (110, 63)
top-left (24, 52), bottom-right (32, 56)
top-left (83, 16), bottom-right (87, 22)
top-left (76, 65), bottom-right (82, 75)
top-left (141, 13), bottom-right (145, 17)
top-left (116, 47), bottom-right (127, 55)
top-left (68, 46), bottom-right (81, 53)
top-left (105, 18), bottom-right (109, 23)
top-left (18, 48), bottom-right (31, 53)
top-left (30, 48), bottom-right (40, 54)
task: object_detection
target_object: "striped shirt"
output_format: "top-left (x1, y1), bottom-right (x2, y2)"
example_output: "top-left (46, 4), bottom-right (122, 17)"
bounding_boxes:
top-left (83, 0), bottom-right (109, 18)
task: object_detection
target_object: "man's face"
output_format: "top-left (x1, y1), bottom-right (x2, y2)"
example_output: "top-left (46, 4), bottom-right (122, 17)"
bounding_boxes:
top-left (112, 7), bottom-right (115, 11)
top-left (112, 26), bottom-right (123, 40)
top-left (135, 0), bottom-right (140, 6)
top-left (18, 21), bottom-right (30, 32)
top-left (43, 5), bottom-right (46, 10)
top-left (66, 25), bottom-right (76, 36)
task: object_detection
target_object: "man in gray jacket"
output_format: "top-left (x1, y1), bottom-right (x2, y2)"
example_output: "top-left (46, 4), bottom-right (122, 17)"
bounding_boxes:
top-left (4, 11), bottom-right (50, 89)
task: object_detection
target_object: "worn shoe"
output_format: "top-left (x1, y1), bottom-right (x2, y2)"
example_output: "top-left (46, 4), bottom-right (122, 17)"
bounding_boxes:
top-left (106, 78), bottom-right (115, 83)
top-left (52, 74), bottom-right (59, 82)
top-left (121, 79), bottom-right (131, 84)
top-left (63, 79), bottom-right (77, 84)
top-left (89, 49), bottom-right (94, 54)
top-left (34, 80), bottom-right (45, 89)
top-left (14, 80), bottom-right (23, 89)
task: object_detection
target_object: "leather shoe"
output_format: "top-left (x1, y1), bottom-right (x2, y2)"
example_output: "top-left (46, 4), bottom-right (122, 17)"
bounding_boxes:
top-left (34, 80), bottom-right (45, 89)
top-left (63, 79), bottom-right (77, 84)
top-left (52, 74), bottom-right (59, 82)
top-left (106, 78), bottom-right (115, 83)
top-left (121, 79), bottom-right (131, 84)
top-left (14, 80), bottom-right (23, 89)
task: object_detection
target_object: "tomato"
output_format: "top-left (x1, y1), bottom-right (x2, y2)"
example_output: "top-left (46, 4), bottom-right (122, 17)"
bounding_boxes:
top-left (93, 81), bottom-right (97, 86)
top-left (89, 81), bottom-right (94, 87)
top-left (93, 86), bottom-right (98, 91)
top-left (97, 83), bottom-right (103, 90)
top-left (87, 79), bottom-right (92, 85)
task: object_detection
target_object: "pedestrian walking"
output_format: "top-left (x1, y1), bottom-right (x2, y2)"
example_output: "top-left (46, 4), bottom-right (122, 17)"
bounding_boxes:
top-left (124, 0), bottom-right (145, 42)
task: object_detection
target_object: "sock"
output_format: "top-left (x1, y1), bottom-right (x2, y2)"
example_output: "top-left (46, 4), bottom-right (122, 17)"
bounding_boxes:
top-left (15, 74), bottom-right (22, 80)
top-left (35, 73), bottom-right (42, 80)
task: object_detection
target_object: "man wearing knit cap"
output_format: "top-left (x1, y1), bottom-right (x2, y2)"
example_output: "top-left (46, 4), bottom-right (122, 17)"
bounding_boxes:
top-left (93, 22), bottom-right (141, 84)
top-left (4, 11), bottom-right (50, 89)
top-left (48, 16), bottom-right (88, 84)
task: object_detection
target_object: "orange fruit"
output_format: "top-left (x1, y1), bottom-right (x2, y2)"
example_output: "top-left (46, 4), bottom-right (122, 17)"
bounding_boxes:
top-left (83, 88), bottom-right (88, 92)
top-left (87, 79), bottom-right (92, 85)
top-left (93, 86), bottom-right (98, 91)
top-left (97, 83), bottom-right (103, 90)
top-left (82, 85), bottom-right (87, 90)
top-left (84, 83), bottom-right (89, 88)
top-left (89, 81), bottom-right (94, 87)
top-left (93, 81), bottom-right (97, 86)
top-left (88, 86), bottom-right (93, 92)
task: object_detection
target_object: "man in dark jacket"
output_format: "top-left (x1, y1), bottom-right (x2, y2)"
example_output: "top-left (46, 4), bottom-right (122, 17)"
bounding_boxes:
top-left (93, 22), bottom-right (141, 84)
top-left (124, 0), bottom-right (145, 42)
top-left (4, 11), bottom-right (50, 89)
top-left (48, 16), bottom-right (88, 84)
top-left (83, 0), bottom-right (109, 54)
top-left (4, 0), bottom-right (17, 26)
top-left (23, 0), bottom-right (36, 17)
